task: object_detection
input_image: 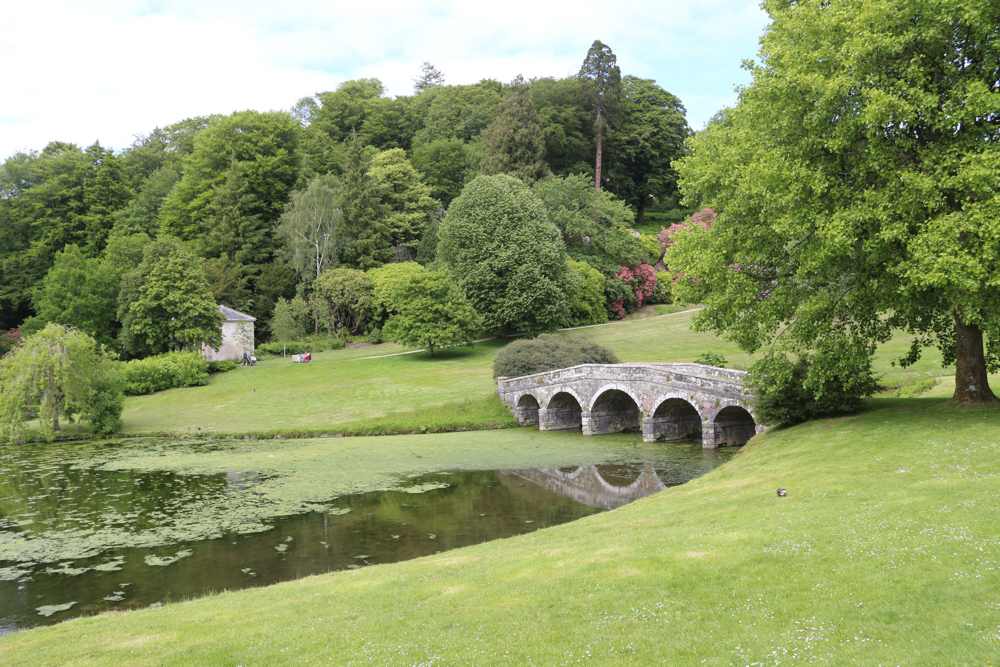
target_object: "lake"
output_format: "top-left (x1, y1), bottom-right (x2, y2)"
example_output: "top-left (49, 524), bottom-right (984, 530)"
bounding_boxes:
top-left (0, 431), bottom-right (738, 633)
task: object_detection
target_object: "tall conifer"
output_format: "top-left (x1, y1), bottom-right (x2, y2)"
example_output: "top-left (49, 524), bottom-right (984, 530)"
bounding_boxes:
top-left (479, 76), bottom-right (549, 186)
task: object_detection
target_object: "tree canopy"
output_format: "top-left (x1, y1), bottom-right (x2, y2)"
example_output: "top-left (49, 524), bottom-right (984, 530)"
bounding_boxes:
top-left (671, 0), bottom-right (1000, 404)
top-left (383, 270), bottom-right (482, 356)
top-left (479, 75), bottom-right (550, 186)
top-left (438, 175), bottom-right (571, 335)
top-left (118, 237), bottom-right (223, 357)
top-left (606, 76), bottom-right (691, 224)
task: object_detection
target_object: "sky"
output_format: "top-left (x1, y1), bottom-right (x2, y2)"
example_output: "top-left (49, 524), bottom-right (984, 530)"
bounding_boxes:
top-left (0, 0), bottom-right (770, 161)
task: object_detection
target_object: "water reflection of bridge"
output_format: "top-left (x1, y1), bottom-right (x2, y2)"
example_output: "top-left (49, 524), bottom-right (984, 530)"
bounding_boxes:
top-left (501, 464), bottom-right (671, 510)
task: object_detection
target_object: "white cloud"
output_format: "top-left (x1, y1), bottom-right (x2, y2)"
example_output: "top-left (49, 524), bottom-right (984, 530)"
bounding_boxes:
top-left (0, 0), bottom-right (768, 158)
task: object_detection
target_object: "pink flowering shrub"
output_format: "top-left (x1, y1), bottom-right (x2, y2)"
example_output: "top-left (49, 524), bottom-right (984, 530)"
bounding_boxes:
top-left (658, 208), bottom-right (716, 253)
top-left (0, 328), bottom-right (21, 356)
top-left (606, 263), bottom-right (658, 319)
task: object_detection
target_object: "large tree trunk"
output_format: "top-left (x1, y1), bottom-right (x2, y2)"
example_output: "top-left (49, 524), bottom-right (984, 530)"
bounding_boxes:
top-left (594, 102), bottom-right (603, 191)
top-left (636, 201), bottom-right (645, 226)
top-left (953, 312), bottom-right (998, 404)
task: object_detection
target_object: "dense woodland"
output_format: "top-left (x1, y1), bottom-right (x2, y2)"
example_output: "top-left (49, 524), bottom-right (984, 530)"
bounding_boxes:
top-left (0, 42), bottom-right (692, 355)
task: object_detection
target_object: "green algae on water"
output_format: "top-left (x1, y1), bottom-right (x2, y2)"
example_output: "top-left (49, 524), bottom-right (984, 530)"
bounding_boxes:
top-left (36, 602), bottom-right (76, 617)
top-left (0, 429), bottom-right (691, 577)
top-left (144, 549), bottom-right (192, 567)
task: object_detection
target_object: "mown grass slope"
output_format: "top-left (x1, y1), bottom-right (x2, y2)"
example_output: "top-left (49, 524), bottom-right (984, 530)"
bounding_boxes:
top-left (2, 396), bottom-right (998, 664)
top-left (112, 308), bottom-right (959, 436)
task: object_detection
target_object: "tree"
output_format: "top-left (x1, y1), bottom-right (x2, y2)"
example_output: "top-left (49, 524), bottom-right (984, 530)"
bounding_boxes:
top-left (531, 174), bottom-right (646, 273)
top-left (311, 268), bottom-right (374, 336)
top-left (22, 244), bottom-right (120, 348)
top-left (368, 149), bottom-right (441, 259)
top-left (118, 238), bottom-right (223, 357)
top-left (158, 110), bottom-right (300, 243)
top-left (411, 80), bottom-right (503, 146)
top-left (413, 61), bottom-right (445, 94)
top-left (368, 261), bottom-right (427, 327)
top-left (606, 76), bottom-right (691, 225)
top-left (437, 175), bottom-right (572, 335)
top-left (0, 323), bottom-right (123, 441)
top-left (337, 136), bottom-right (391, 270)
top-left (530, 76), bottom-right (595, 178)
top-left (278, 173), bottom-right (343, 283)
top-left (383, 271), bottom-right (482, 357)
top-left (269, 297), bottom-right (307, 357)
top-left (671, 0), bottom-right (1000, 405)
top-left (479, 75), bottom-right (550, 186)
top-left (410, 138), bottom-right (475, 206)
top-left (578, 40), bottom-right (621, 190)
top-left (200, 165), bottom-right (271, 265)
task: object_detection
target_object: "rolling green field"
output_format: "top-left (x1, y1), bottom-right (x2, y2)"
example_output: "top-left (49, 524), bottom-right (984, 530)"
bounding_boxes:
top-left (68, 307), bottom-right (967, 437)
top-left (3, 396), bottom-right (999, 664)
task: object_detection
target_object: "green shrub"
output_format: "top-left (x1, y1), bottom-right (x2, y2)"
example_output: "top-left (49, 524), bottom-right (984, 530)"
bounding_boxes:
top-left (647, 271), bottom-right (672, 305)
top-left (750, 353), bottom-right (878, 426)
top-left (564, 260), bottom-right (608, 327)
top-left (368, 327), bottom-right (383, 344)
top-left (695, 352), bottom-right (728, 367)
top-left (895, 376), bottom-right (938, 398)
top-left (207, 360), bottom-right (238, 374)
top-left (82, 368), bottom-right (125, 436)
top-left (120, 352), bottom-right (209, 396)
top-left (492, 334), bottom-right (619, 379)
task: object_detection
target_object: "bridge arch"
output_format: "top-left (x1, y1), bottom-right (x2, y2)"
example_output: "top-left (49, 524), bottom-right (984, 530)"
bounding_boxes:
top-left (643, 393), bottom-right (705, 442)
top-left (539, 390), bottom-right (584, 431)
top-left (585, 385), bottom-right (643, 435)
top-left (512, 393), bottom-right (540, 425)
top-left (703, 404), bottom-right (758, 447)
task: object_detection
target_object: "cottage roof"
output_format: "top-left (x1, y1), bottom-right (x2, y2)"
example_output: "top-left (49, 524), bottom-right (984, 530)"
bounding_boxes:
top-left (218, 305), bottom-right (256, 322)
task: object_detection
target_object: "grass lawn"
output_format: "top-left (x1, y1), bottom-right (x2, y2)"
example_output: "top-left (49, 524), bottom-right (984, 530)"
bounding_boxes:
top-left (3, 396), bottom-right (999, 664)
top-left (30, 307), bottom-right (971, 439)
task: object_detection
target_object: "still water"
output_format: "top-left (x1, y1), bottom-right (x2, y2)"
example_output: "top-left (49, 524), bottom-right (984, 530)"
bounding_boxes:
top-left (0, 438), bottom-right (737, 634)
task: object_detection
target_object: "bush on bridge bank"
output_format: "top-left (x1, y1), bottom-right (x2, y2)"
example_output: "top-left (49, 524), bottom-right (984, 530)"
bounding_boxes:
top-left (750, 352), bottom-right (879, 426)
top-left (492, 333), bottom-right (618, 379)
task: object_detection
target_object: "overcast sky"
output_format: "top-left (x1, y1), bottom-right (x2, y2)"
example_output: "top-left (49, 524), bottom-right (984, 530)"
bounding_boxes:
top-left (0, 0), bottom-right (769, 161)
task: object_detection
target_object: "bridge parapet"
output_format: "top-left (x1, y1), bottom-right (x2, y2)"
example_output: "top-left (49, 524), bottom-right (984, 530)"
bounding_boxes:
top-left (497, 363), bottom-right (762, 449)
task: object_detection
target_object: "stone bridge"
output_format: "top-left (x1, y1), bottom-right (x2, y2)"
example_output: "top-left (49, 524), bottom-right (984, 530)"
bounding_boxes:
top-left (497, 363), bottom-right (764, 448)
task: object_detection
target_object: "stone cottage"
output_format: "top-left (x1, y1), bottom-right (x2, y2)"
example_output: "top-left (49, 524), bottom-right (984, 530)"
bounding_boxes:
top-left (201, 305), bottom-right (255, 362)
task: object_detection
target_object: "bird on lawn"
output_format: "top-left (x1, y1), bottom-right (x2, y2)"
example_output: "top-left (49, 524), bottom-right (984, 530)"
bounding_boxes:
top-left (777, 488), bottom-right (787, 497)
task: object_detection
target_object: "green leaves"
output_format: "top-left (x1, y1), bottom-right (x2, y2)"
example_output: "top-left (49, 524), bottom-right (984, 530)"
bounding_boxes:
top-left (674, 0), bottom-right (1000, 402)
top-left (0, 324), bottom-right (122, 441)
top-left (118, 238), bottom-right (223, 357)
top-left (382, 271), bottom-right (481, 356)
top-left (438, 175), bottom-right (571, 336)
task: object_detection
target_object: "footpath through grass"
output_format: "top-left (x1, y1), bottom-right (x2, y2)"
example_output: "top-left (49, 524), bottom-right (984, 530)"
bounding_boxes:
top-left (2, 396), bottom-right (999, 664)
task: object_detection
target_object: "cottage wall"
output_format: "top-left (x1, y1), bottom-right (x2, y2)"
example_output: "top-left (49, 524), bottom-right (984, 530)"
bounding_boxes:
top-left (203, 320), bottom-right (255, 362)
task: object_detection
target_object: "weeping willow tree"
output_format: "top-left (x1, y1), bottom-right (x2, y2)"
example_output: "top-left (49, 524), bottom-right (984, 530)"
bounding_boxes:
top-left (0, 323), bottom-right (122, 441)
